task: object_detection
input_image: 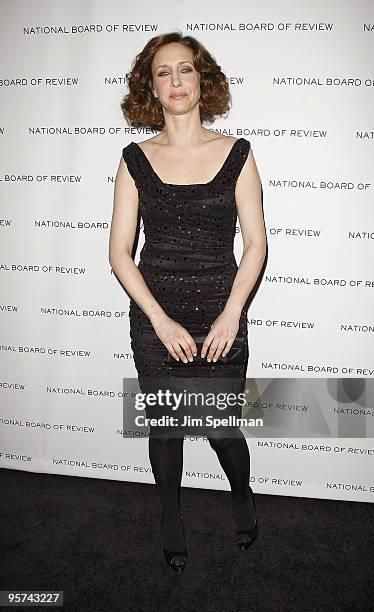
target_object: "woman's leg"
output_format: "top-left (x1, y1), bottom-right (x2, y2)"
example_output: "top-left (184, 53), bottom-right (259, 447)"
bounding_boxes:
top-left (148, 431), bottom-right (186, 551)
top-left (207, 428), bottom-right (256, 529)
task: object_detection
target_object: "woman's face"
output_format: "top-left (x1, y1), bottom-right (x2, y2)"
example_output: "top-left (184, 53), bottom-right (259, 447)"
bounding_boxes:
top-left (151, 42), bottom-right (201, 116)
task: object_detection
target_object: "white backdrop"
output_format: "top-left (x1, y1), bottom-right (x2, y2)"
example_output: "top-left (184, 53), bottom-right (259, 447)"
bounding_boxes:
top-left (1, 0), bottom-right (373, 503)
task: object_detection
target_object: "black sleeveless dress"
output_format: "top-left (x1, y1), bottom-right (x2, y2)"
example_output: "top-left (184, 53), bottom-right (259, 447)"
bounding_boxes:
top-left (122, 137), bottom-right (251, 436)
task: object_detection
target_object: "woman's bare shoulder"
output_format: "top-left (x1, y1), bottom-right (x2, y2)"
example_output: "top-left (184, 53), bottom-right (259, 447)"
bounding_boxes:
top-left (134, 135), bottom-right (161, 152)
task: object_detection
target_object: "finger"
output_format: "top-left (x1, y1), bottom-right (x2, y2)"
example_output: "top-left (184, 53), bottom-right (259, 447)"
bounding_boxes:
top-left (206, 338), bottom-right (222, 362)
top-left (174, 339), bottom-right (194, 363)
top-left (166, 343), bottom-right (181, 362)
top-left (201, 328), bottom-right (217, 357)
top-left (187, 336), bottom-right (198, 357)
top-left (221, 337), bottom-right (234, 357)
top-left (167, 335), bottom-right (190, 363)
top-left (201, 334), bottom-right (214, 358)
top-left (180, 336), bottom-right (197, 361)
top-left (175, 337), bottom-right (194, 362)
top-left (211, 339), bottom-right (229, 362)
top-left (173, 345), bottom-right (188, 363)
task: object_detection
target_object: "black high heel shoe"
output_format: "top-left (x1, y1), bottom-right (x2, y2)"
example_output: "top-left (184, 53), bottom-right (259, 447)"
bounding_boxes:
top-left (162, 512), bottom-right (188, 573)
top-left (234, 485), bottom-right (258, 552)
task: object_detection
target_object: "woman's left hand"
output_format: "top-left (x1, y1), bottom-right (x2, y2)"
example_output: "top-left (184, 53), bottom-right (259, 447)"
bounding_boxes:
top-left (201, 311), bottom-right (240, 362)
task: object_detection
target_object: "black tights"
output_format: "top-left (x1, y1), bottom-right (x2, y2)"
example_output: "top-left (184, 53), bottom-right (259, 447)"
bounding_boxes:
top-left (148, 428), bottom-right (254, 551)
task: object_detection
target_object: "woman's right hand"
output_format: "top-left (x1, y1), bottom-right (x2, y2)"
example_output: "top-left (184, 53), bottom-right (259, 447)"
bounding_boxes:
top-left (151, 313), bottom-right (197, 363)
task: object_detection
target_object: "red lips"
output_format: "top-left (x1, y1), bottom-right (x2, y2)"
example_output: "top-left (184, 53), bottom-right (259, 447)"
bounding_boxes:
top-left (170, 93), bottom-right (187, 99)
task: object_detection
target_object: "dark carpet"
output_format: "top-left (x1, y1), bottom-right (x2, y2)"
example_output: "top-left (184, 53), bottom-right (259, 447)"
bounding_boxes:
top-left (1, 467), bottom-right (373, 612)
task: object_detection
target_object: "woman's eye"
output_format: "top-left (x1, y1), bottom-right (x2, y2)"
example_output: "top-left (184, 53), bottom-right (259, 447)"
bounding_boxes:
top-left (157, 67), bottom-right (193, 76)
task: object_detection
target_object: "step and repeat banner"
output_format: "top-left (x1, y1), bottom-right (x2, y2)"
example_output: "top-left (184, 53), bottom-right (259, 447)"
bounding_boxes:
top-left (1, 0), bottom-right (373, 503)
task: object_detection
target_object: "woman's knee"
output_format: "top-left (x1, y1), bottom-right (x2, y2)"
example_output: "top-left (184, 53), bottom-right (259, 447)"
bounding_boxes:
top-left (207, 429), bottom-right (244, 450)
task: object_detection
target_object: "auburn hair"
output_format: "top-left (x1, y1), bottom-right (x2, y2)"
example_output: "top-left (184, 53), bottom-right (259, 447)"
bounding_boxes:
top-left (120, 31), bottom-right (231, 129)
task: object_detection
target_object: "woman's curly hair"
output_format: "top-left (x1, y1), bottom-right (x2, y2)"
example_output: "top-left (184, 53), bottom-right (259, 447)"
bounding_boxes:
top-left (120, 31), bottom-right (231, 129)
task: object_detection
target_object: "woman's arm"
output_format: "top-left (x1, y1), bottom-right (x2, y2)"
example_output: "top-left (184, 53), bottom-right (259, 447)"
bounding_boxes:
top-left (108, 156), bottom-right (167, 325)
top-left (201, 147), bottom-right (266, 361)
top-left (223, 147), bottom-right (267, 317)
top-left (109, 156), bottom-right (197, 362)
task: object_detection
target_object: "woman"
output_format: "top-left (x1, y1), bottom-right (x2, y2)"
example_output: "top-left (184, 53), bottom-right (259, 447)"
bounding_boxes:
top-left (109, 32), bottom-right (266, 573)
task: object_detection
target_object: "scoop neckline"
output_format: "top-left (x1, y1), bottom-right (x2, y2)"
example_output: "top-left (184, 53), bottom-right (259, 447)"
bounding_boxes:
top-left (131, 138), bottom-right (244, 188)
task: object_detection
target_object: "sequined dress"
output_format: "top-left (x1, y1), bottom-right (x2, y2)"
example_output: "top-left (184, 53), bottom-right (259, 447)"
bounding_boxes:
top-left (122, 137), bottom-right (251, 434)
